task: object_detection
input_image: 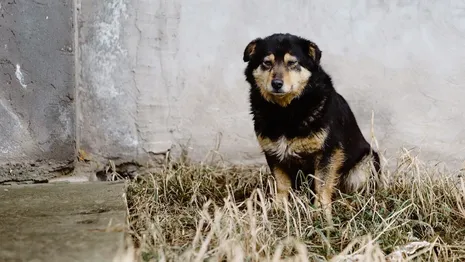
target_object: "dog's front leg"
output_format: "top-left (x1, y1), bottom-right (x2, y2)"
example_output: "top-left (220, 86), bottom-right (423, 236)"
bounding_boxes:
top-left (313, 149), bottom-right (345, 226)
top-left (314, 167), bottom-right (337, 226)
top-left (272, 166), bottom-right (292, 204)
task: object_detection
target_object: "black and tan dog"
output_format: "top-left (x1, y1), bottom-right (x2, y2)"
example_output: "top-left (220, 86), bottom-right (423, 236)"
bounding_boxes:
top-left (242, 33), bottom-right (382, 223)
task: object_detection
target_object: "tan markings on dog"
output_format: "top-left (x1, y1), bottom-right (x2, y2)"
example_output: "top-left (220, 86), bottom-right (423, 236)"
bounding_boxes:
top-left (256, 129), bottom-right (328, 162)
top-left (284, 53), bottom-right (297, 64)
top-left (309, 46), bottom-right (316, 61)
top-left (252, 53), bottom-right (311, 107)
top-left (308, 42), bottom-right (319, 61)
top-left (245, 41), bottom-right (258, 59)
top-left (264, 54), bottom-right (275, 63)
top-left (273, 167), bottom-right (292, 203)
top-left (257, 135), bottom-right (299, 162)
top-left (314, 148), bottom-right (345, 225)
top-left (289, 130), bottom-right (328, 156)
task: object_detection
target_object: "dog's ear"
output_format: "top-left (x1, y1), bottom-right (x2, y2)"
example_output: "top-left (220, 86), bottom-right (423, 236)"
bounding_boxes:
top-left (243, 38), bottom-right (262, 62)
top-left (301, 39), bottom-right (322, 64)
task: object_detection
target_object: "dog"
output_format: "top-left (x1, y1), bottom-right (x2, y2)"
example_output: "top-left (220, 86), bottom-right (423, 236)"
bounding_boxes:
top-left (242, 33), bottom-right (382, 224)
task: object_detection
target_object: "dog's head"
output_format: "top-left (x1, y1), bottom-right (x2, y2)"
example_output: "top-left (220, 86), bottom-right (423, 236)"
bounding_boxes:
top-left (243, 33), bottom-right (322, 106)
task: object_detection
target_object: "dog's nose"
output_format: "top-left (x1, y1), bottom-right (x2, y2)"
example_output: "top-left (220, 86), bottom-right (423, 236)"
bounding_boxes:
top-left (271, 79), bottom-right (284, 90)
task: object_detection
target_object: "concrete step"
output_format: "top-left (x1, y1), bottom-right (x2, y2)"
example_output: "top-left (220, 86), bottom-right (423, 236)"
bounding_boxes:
top-left (0, 181), bottom-right (135, 262)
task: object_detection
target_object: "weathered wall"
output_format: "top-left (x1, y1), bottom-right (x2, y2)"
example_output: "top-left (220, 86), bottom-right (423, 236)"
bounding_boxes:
top-left (1, 0), bottom-right (463, 181)
top-left (77, 0), bottom-right (465, 171)
top-left (77, 0), bottom-right (139, 166)
top-left (0, 0), bottom-right (75, 181)
top-left (2, 0), bottom-right (463, 181)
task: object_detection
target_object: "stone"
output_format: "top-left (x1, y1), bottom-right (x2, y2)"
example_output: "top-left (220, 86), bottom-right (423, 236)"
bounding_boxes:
top-left (0, 181), bottom-right (135, 262)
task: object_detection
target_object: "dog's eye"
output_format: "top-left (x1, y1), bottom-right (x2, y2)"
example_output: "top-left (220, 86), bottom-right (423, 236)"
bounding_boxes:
top-left (262, 61), bottom-right (272, 67)
top-left (287, 61), bottom-right (298, 66)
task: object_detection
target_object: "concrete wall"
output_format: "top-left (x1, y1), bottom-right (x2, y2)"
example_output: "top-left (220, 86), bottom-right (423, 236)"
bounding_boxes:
top-left (77, 0), bottom-right (465, 170)
top-left (2, 0), bottom-right (464, 181)
top-left (77, 0), bottom-right (139, 165)
top-left (0, 0), bottom-right (75, 182)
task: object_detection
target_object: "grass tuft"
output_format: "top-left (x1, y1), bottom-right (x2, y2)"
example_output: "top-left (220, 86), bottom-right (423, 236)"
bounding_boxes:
top-left (125, 150), bottom-right (465, 261)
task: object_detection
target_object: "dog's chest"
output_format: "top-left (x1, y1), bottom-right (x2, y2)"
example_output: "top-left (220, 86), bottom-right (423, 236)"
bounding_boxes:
top-left (257, 131), bottom-right (327, 162)
top-left (260, 136), bottom-right (299, 162)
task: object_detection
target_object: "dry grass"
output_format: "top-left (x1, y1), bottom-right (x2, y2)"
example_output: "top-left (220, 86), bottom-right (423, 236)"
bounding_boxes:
top-left (125, 149), bottom-right (465, 262)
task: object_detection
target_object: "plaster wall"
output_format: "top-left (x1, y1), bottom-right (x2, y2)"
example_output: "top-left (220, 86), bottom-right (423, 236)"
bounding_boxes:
top-left (79, 0), bottom-right (465, 169)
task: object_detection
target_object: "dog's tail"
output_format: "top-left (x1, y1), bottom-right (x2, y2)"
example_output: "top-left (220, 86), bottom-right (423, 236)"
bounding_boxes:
top-left (370, 148), bottom-right (386, 190)
top-left (371, 149), bottom-right (381, 175)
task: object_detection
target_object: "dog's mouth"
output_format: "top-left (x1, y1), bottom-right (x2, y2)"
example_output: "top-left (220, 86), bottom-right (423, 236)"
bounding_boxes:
top-left (270, 91), bottom-right (287, 96)
top-left (268, 86), bottom-right (292, 96)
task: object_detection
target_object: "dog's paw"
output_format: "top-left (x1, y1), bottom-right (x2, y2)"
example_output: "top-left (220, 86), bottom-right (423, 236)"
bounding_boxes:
top-left (272, 192), bottom-right (289, 210)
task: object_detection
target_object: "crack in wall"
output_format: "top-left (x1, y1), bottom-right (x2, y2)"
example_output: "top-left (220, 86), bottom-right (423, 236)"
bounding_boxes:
top-left (132, 0), bottom-right (181, 156)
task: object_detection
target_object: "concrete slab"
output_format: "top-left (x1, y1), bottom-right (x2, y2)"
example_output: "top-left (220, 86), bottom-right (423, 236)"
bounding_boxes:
top-left (0, 181), bottom-right (135, 262)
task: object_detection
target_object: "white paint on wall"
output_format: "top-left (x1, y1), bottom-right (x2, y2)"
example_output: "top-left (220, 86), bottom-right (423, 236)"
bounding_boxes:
top-left (58, 107), bottom-right (72, 141)
top-left (78, 0), bottom-right (141, 158)
top-left (88, 0), bottom-right (128, 99)
top-left (15, 64), bottom-right (27, 89)
top-left (0, 100), bottom-right (23, 154)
